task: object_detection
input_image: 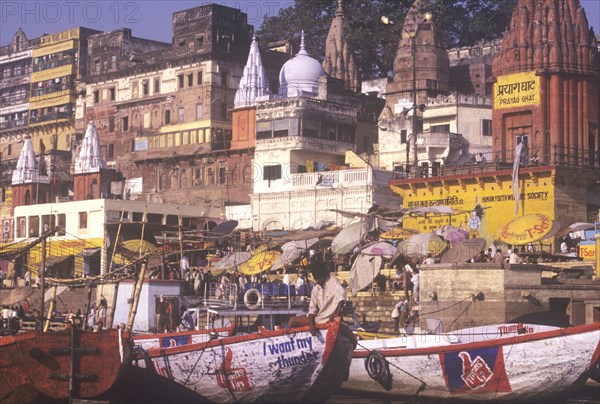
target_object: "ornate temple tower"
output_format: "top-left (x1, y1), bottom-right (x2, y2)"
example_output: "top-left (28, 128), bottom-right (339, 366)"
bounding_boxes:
top-left (73, 122), bottom-right (117, 200)
top-left (11, 135), bottom-right (50, 210)
top-left (385, 2), bottom-right (449, 110)
top-left (492, 0), bottom-right (599, 165)
top-left (322, 0), bottom-right (360, 92)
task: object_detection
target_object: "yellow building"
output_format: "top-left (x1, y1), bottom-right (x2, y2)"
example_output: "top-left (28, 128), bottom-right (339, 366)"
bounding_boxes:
top-left (390, 164), bottom-right (599, 250)
top-left (28, 27), bottom-right (99, 154)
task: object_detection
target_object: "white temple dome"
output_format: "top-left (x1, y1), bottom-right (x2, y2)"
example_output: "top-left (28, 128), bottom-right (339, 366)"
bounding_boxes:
top-left (279, 31), bottom-right (325, 97)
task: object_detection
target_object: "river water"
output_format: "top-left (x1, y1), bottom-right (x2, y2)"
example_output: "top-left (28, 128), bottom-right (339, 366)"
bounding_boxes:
top-left (325, 381), bottom-right (600, 404)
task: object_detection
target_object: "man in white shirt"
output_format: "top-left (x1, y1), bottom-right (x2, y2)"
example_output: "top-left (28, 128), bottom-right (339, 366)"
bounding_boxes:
top-left (422, 254), bottom-right (435, 265)
top-left (308, 262), bottom-right (346, 332)
top-left (509, 247), bottom-right (523, 264)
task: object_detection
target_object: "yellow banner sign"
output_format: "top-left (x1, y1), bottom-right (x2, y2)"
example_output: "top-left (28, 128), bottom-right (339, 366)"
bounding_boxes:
top-left (579, 244), bottom-right (596, 261)
top-left (33, 39), bottom-right (75, 58)
top-left (494, 71), bottom-right (540, 109)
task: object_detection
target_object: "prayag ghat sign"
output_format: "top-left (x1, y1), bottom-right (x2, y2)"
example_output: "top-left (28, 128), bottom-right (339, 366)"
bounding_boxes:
top-left (494, 71), bottom-right (540, 109)
top-left (395, 177), bottom-right (555, 244)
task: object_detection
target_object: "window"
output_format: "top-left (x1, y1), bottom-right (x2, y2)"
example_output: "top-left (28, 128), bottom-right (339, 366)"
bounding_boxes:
top-left (108, 116), bottom-right (115, 132)
top-left (108, 144), bottom-right (114, 158)
top-left (110, 55), bottom-right (117, 70)
top-left (220, 70), bottom-right (228, 87)
top-left (197, 71), bottom-right (203, 85)
top-left (121, 116), bottom-right (129, 131)
top-left (218, 167), bottom-right (226, 184)
top-left (196, 104), bottom-right (203, 120)
top-left (400, 130), bottom-right (407, 143)
top-left (178, 74), bottom-right (184, 89)
top-left (482, 119), bottom-right (492, 136)
top-left (142, 81), bottom-right (149, 96)
top-left (178, 39), bottom-right (186, 47)
top-left (302, 119), bottom-right (319, 137)
top-left (431, 124), bottom-right (450, 133)
top-left (187, 74), bottom-right (193, 87)
top-left (264, 165), bottom-right (282, 181)
top-left (273, 119), bottom-right (288, 137)
top-left (79, 212), bottom-right (88, 229)
top-left (178, 107), bottom-right (184, 123)
top-left (93, 90), bottom-right (99, 103)
top-left (109, 87), bottom-right (115, 101)
top-left (196, 36), bottom-right (204, 47)
top-left (154, 78), bottom-right (160, 93)
top-left (220, 102), bottom-right (228, 121)
top-left (93, 58), bottom-right (100, 73)
top-left (165, 110), bottom-right (171, 125)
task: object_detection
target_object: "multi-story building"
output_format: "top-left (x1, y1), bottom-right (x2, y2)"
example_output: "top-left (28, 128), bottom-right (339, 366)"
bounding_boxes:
top-left (233, 2), bottom-right (396, 231)
top-left (376, 4), bottom-right (500, 175)
top-left (0, 29), bottom-right (39, 241)
top-left (78, 4), bottom-right (287, 218)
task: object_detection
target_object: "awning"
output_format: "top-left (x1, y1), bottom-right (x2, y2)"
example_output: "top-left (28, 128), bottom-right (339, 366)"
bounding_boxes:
top-left (80, 248), bottom-right (101, 258)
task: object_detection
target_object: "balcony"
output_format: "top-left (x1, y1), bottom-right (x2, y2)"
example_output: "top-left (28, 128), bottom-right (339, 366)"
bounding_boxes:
top-left (254, 167), bottom-right (399, 194)
top-left (0, 118), bottom-right (27, 130)
top-left (256, 135), bottom-right (355, 154)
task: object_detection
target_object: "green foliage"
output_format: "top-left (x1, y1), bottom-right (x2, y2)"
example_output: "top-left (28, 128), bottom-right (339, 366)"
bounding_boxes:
top-left (257, 0), bottom-right (517, 80)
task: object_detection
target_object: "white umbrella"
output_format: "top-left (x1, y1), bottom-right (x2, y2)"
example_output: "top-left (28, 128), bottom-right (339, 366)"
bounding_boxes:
top-left (213, 252), bottom-right (252, 270)
top-left (330, 219), bottom-right (374, 255)
top-left (349, 254), bottom-right (382, 296)
top-left (435, 225), bottom-right (469, 243)
top-left (397, 233), bottom-right (447, 258)
top-left (360, 241), bottom-right (397, 257)
top-left (270, 238), bottom-right (319, 271)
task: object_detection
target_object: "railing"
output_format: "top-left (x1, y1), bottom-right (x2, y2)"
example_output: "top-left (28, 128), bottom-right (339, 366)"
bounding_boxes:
top-left (202, 281), bottom-right (312, 311)
top-left (0, 119), bottom-right (27, 129)
top-left (32, 58), bottom-right (74, 72)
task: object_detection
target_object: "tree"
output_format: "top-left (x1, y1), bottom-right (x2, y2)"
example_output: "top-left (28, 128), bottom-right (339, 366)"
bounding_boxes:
top-left (257, 0), bottom-right (516, 80)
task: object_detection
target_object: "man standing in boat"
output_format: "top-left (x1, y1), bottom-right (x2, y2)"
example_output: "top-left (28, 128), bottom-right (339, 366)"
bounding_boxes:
top-left (288, 261), bottom-right (346, 334)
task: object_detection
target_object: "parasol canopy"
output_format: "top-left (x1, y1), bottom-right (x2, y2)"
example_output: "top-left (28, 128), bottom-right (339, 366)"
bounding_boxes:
top-left (435, 225), bottom-right (469, 244)
top-left (380, 226), bottom-right (418, 240)
top-left (213, 252), bottom-right (252, 270)
top-left (497, 214), bottom-right (555, 245)
top-left (209, 220), bottom-right (239, 236)
top-left (439, 238), bottom-right (487, 264)
top-left (270, 238), bottom-right (319, 271)
top-left (0, 286), bottom-right (33, 306)
top-left (349, 254), bottom-right (382, 296)
top-left (360, 241), bottom-right (397, 257)
top-left (238, 250), bottom-right (281, 276)
top-left (396, 233), bottom-right (447, 258)
top-left (330, 219), bottom-right (373, 255)
top-left (558, 222), bottom-right (596, 236)
top-left (120, 239), bottom-right (158, 254)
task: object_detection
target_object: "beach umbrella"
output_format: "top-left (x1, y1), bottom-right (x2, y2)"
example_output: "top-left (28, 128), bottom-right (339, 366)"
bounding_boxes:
top-left (497, 214), bottom-right (555, 245)
top-left (380, 226), bottom-right (418, 240)
top-left (120, 239), bottom-right (158, 255)
top-left (238, 250), bottom-right (281, 276)
top-left (360, 241), bottom-right (397, 257)
top-left (270, 238), bottom-right (319, 271)
top-left (0, 286), bottom-right (33, 305)
top-left (330, 219), bottom-right (373, 255)
top-left (559, 222), bottom-right (595, 236)
top-left (209, 220), bottom-right (239, 236)
top-left (440, 238), bottom-right (487, 264)
top-left (213, 252), bottom-right (252, 270)
top-left (435, 225), bottom-right (469, 244)
top-left (397, 233), bottom-right (447, 258)
top-left (349, 254), bottom-right (382, 296)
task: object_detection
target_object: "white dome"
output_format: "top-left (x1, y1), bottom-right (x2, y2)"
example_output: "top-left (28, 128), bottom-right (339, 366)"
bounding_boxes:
top-left (279, 32), bottom-right (325, 97)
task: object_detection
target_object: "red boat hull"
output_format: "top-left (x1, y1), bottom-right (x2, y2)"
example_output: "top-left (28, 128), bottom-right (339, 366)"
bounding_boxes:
top-left (0, 328), bottom-right (126, 403)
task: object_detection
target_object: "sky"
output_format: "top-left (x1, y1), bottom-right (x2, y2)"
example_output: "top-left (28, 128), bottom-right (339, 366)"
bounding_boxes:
top-left (1, 0), bottom-right (599, 46)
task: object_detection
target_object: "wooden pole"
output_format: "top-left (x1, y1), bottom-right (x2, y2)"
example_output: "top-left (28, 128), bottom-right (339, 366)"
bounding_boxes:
top-left (108, 209), bottom-right (125, 274)
top-left (43, 285), bottom-right (57, 332)
top-left (40, 237), bottom-right (46, 327)
top-left (125, 260), bottom-right (147, 333)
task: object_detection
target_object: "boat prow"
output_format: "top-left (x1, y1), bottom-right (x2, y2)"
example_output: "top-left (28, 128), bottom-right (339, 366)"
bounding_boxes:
top-left (128, 317), bottom-right (356, 403)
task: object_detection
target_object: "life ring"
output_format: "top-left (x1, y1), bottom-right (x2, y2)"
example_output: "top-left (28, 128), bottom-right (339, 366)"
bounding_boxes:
top-left (244, 288), bottom-right (262, 310)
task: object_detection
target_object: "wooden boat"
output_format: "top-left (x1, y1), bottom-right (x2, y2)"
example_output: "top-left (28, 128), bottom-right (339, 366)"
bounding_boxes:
top-left (0, 327), bottom-right (130, 403)
top-left (129, 317), bottom-right (356, 403)
top-left (345, 322), bottom-right (600, 401)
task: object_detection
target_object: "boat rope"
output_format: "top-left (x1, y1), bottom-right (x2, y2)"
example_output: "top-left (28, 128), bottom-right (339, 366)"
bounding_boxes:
top-left (418, 293), bottom-right (474, 316)
top-left (446, 294), bottom-right (478, 329)
top-left (357, 341), bottom-right (426, 395)
top-left (181, 332), bottom-right (219, 387)
top-left (364, 350), bottom-right (392, 390)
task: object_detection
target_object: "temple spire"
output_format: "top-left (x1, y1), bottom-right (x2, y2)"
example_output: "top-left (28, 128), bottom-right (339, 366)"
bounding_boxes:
top-left (11, 135), bottom-right (49, 185)
top-left (74, 121), bottom-right (107, 174)
top-left (234, 35), bottom-right (270, 107)
top-left (322, 0), bottom-right (360, 92)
